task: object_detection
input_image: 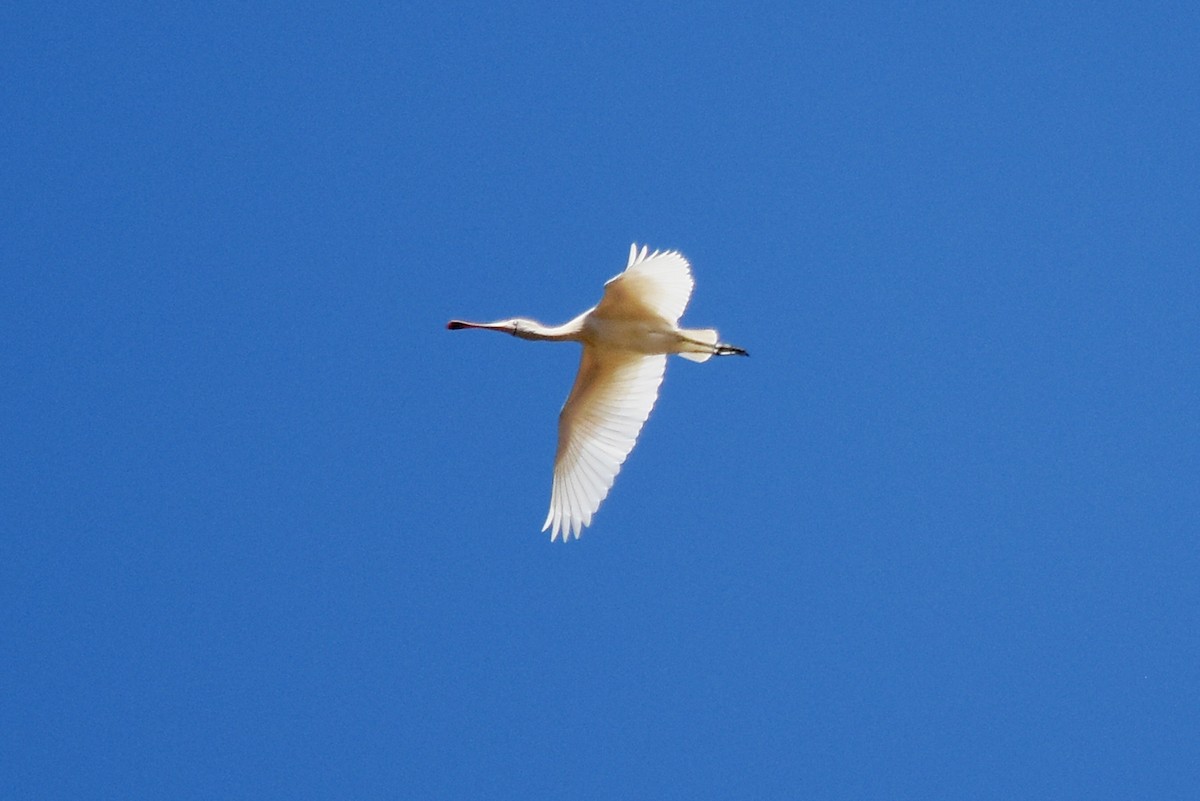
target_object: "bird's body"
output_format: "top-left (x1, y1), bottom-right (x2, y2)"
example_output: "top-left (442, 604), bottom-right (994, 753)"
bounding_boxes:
top-left (448, 244), bottom-right (746, 540)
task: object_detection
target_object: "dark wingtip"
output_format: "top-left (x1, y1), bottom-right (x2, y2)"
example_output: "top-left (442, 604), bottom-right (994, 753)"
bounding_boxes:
top-left (447, 320), bottom-right (466, 330)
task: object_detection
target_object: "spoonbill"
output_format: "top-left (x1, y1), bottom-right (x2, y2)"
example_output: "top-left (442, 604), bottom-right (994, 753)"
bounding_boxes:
top-left (448, 243), bottom-right (747, 540)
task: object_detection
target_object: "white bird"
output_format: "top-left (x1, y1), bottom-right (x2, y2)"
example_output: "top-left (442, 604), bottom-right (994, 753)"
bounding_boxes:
top-left (448, 243), bottom-right (746, 541)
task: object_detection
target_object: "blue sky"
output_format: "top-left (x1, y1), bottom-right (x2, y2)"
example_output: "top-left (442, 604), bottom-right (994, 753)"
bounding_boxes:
top-left (3, 2), bottom-right (1198, 798)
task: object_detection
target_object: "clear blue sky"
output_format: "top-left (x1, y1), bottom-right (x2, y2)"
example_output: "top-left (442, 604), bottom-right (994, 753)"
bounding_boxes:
top-left (4, 3), bottom-right (1198, 798)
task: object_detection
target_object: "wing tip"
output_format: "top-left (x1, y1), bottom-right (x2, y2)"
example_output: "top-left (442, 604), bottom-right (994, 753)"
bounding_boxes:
top-left (542, 498), bottom-right (591, 542)
top-left (624, 242), bottom-right (690, 273)
top-left (627, 242), bottom-right (657, 268)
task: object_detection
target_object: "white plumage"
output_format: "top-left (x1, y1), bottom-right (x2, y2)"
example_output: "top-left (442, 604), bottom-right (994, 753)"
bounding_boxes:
top-left (448, 244), bottom-right (746, 540)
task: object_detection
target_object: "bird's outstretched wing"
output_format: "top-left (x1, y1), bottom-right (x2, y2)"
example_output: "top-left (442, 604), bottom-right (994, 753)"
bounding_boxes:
top-left (542, 346), bottom-right (667, 540)
top-left (594, 243), bottom-right (695, 325)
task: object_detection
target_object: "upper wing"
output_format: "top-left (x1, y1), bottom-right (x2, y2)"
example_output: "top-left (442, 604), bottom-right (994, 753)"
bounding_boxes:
top-left (542, 346), bottom-right (667, 540)
top-left (593, 243), bottom-right (695, 325)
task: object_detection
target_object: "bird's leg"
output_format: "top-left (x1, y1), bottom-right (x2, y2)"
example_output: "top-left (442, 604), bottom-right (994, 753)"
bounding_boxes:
top-left (676, 331), bottom-right (749, 358)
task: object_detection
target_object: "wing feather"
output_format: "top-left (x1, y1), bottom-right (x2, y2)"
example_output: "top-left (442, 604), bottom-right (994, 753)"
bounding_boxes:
top-left (594, 243), bottom-right (695, 325)
top-left (541, 347), bottom-right (667, 540)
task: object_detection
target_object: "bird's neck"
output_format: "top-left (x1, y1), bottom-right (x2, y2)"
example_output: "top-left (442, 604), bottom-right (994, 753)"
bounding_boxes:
top-left (513, 317), bottom-right (581, 342)
top-left (512, 311), bottom-right (589, 342)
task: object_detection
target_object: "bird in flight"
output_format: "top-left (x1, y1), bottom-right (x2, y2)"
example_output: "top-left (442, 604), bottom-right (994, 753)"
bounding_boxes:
top-left (448, 243), bottom-right (747, 541)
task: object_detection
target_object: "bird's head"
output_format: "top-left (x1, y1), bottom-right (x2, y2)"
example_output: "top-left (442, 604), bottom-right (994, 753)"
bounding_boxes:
top-left (447, 317), bottom-right (528, 337)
